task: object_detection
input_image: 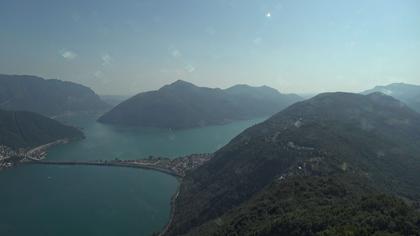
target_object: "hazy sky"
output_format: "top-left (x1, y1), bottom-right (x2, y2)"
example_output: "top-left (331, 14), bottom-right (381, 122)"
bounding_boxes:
top-left (0, 0), bottom-right (419, 95)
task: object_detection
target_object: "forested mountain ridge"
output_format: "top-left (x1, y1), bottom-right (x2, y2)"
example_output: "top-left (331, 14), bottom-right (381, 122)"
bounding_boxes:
top-left (164, 92), bottom-right (420, 235)
top-left (98, 80), bottom-right (302, 129)
top-left (0, 74), bottom-right (110, 117)
top-left (363, 83), bottom-right (420, 112)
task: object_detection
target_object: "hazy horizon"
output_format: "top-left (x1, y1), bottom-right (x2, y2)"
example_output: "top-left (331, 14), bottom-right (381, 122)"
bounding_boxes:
top-left (1, 0), bottom-right (419, 95)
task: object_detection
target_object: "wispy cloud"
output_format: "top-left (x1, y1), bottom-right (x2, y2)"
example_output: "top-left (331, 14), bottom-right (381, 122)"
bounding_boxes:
top-left (171, 49), bottom-right (182, 58)
top-left (101, 53), bottom-right (112, 66)
top-left (94, 70), bottom-right (104, 78)
top-left (60, 49), bottom-right (77, 60)
top-left (169, 45), bottom-right (182, 58)
top-left (185, 64), bottom-right (195, 73)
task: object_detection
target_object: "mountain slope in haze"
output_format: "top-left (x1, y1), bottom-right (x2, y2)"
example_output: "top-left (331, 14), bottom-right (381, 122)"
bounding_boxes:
top-left (224, 84), bottom-right (302, 118)
top-left (363, 83), bottom-right (420, 112)
top-left (100, 95), bottom-right (131, 107)
top-left (98, 80), bottom-right (302, 129)
top-left (164, 92), bottom-right (420, 235)
top-left (0, 74), bottom-right (110, 117)
top-left (0, 109), bottom-right (84, 149)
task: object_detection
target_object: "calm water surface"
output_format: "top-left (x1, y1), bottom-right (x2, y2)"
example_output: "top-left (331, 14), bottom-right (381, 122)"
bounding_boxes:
top-left (0, 114), bottom-right (265, 236)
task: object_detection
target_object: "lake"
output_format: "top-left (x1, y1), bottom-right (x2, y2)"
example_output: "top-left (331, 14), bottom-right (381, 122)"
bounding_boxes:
top-left (0, 114), bottom-right (265, 236)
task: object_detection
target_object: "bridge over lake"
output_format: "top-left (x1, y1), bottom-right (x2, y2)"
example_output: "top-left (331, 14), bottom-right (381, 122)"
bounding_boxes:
top-left (28, 159), bottom-right (182, 177)
top-left (26, 153), bottom-right (212, 178)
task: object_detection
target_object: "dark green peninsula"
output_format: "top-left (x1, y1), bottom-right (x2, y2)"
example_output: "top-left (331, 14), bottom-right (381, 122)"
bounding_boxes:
top-left (0, 109), bottom-right (84, 169)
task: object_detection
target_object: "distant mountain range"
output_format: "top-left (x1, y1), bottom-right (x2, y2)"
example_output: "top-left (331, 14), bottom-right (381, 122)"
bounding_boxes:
top-left (0, 74), bottom-right (110, 117)
top-left (98, 80), bottom-right (302, 129)
top-left (164, 92), bottom-right (420, 235)
top-left (99, 95), bottom-right (131, 107)
top-left (363, 83), bottom-right (420, 112)
top-left (0, 109), bottom-right (83, 149)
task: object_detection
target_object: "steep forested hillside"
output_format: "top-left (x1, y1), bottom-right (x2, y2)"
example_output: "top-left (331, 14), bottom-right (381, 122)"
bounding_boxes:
top-left (165, 92), bottom-right (420, 235)
top-left (0, 109), bottom-right (84, 149)
top-left (187, 175), bottom-right (420, 236)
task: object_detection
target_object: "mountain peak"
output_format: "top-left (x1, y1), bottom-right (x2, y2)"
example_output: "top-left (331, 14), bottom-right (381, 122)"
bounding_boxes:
top-left (171, 79), bottom-right (196, 87)
top-left (306, 92), bottom-right (407, 111)
top-left (362, 83), bottom-right (420, 112)
top-left (227, 84), bottom-right (275, 91)
top-left (225, 84), bottom-right (284, 98)
top-left (160, 80), bottom-right (197, 91)
top-left (99, 81), bottom-right (302, 129)
top-left (366, 82), bottom-right (420, 92)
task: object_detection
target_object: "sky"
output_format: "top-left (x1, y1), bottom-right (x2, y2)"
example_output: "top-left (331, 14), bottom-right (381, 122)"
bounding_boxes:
top-left (0, 0), bottom-right (419, 95)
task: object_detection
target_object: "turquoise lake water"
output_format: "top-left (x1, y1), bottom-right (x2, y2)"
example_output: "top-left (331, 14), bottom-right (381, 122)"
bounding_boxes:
top-left (0, 114), bottom-right (265, 236)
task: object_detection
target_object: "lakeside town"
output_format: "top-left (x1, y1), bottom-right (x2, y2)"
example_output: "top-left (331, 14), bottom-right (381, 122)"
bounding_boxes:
top-left (0, 139), bottom-right (69, 171)
top-left (117, 153), bottom-right (213, 177)
top-left (0, 145), bottom-right (20, 169)
top-left (1, 140), bottom-right (213, 178)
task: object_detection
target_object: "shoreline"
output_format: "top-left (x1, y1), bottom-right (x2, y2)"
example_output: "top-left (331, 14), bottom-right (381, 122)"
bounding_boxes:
top-left (26, 139), bottom-right (70, 160)
top-left (159, 182), bottom-right (181, 236)
top-left (7, 146), bottom-right (211, 236)
top-left (25, 154), bottom-right (213, 236)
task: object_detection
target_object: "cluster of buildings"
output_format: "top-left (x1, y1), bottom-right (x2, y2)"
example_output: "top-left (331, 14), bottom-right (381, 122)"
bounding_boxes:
top-left (120, 153), bottom-right (213, 177)
top-left (133, 153), bottom-right (213, 177)
top-left (168, 153), bottom-right (213, 176)
top-left (0, 145), bottom-right (18, 169)
top-left (0, 144), bottom-right (49, 170)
